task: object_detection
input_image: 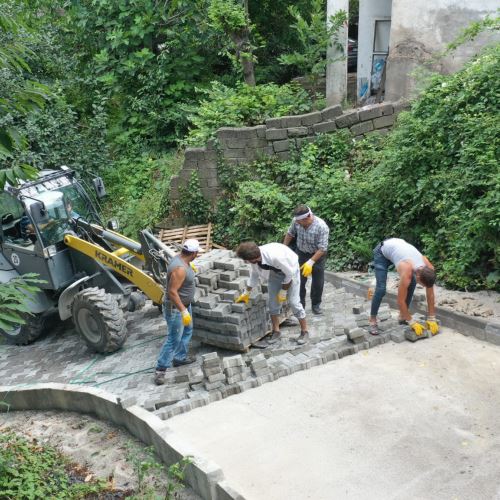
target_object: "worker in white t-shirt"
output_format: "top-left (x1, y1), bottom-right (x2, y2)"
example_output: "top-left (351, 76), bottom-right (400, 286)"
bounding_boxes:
top-left (369, 238), bottom-right (439, 337)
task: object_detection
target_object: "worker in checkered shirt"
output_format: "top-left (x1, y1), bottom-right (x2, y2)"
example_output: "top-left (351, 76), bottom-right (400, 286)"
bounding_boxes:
top-left (284, 204), bottom-right (329, 315)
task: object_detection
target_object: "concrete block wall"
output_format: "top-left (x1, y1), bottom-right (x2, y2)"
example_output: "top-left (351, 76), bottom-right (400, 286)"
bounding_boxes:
top-left (167, 101), bottom-right (407, 217)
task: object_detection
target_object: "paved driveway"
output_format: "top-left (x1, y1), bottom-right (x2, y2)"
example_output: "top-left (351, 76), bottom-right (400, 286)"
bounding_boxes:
top-left (166, 330), bottom-right (500, 500)
top-left (0, 282), bottom-right (369, 412)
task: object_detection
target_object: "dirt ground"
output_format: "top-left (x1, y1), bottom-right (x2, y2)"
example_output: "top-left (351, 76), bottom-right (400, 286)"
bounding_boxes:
top-left (0, 409), bottom-right (200, 499)
top-left (339, 270), bottom-right (500, 320)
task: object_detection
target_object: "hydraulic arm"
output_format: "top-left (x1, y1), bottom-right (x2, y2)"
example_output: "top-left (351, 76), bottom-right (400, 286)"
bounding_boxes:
top-left (64, 220), bottom-right (176, 305)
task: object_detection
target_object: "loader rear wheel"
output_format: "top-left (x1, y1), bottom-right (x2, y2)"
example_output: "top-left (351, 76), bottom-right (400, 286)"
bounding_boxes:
top-left (72, 288), bottom-right (127, 353)
top-left (0, 313), bottom-right (47, 345)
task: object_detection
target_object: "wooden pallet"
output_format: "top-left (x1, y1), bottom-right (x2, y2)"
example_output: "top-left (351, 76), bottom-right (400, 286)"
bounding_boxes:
top-left (157, 223), bottom-right (225, 252)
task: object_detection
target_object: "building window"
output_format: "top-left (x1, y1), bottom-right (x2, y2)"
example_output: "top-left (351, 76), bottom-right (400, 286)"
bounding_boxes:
top-left (371, 19), bottom-right (391, 93)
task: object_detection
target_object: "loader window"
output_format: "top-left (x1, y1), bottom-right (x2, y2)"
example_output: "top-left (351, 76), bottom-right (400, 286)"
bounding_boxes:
top-left (0, 192), bottom-right (24, 221)
top-left (0, 193), bottom-right (26, 241)
top-left (29, 190), bottom-right (73, 246)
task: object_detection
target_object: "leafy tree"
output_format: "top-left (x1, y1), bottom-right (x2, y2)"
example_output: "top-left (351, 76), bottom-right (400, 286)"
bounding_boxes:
top-left (208, 0), bottom-right (256, 85)
top-left (0, 9), bottom-right (49, 185)
top-left (61, 0), bottom-right (221, 147)
top-left (0, 275), bottom-right (47, 332)
top-left (248, 0), bottom-right (312, 83)
top-left (278, 0), bottom-right (347, 101)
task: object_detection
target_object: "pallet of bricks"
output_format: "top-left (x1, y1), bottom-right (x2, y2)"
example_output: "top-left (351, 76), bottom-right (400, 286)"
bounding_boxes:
top-left (192, 249), bottom-right (285, 352)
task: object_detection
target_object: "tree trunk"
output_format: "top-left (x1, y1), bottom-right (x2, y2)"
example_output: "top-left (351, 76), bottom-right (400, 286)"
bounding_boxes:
top-left (231, 28), bottom-right (256, 86)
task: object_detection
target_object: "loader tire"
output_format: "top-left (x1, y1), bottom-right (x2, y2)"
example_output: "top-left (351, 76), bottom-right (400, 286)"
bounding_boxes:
top-left (72, 287), bottom-right (127, 353)
top-left (0, 313), bottom-right (47, 345)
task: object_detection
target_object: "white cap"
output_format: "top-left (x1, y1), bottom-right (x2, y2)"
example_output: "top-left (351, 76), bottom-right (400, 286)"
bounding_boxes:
top-left (182, 238), bottom-right (201, 252)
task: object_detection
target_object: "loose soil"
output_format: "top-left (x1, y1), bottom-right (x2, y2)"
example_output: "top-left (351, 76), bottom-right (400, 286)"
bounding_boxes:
top-left (0, 409), bottom-right (200, 499)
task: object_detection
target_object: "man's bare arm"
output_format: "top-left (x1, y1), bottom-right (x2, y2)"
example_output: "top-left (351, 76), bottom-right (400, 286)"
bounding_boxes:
top-left (168, 267), bottom-right (187, 312)
top-left (425, 286), bottom-right (436, 317)
top-left (397, 263), bottom-right (413, 321)
top-left (283, 233), bottom-right (294, 246)
top-left (310, 249), bottom-right (326, 262)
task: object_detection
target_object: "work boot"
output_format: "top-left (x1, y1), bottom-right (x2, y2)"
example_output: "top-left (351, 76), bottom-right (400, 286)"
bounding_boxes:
top-left (296, 331), bottom-right (309, 345)
top-left (154, 369), bottom-right (166, 385)
top-left (311, 305), bottom-right (323, 315)
top-left (173, 357), bottom-right (196, 367)
top-left (267, 331), bottom-right (281, 344)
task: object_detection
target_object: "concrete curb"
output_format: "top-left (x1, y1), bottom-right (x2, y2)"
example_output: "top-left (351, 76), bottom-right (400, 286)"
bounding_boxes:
top-left (0, 383), bottom-right (244, 500)
top-left (325, 271), bottom-right (500, 345)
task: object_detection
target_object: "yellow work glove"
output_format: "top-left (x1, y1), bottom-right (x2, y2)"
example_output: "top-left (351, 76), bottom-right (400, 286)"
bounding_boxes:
top-left (235, 291), bottom-right (250, 304)
top-left (426, 316), bottom-right (439, 335)
top-left (190, 262), bottom-right (198, 273)
top-left (300, 259), bottom-right (315, 278)
top-left (181, 309), bottom-right (192, 326)
top-left (409, 319), bottom-right (425, 336)
top-left (277, 289), bottom-right (287, 303)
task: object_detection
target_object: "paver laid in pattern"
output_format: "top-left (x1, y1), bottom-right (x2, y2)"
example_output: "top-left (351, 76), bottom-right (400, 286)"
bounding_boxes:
top-left (0, 249), bottom-right (432, 421)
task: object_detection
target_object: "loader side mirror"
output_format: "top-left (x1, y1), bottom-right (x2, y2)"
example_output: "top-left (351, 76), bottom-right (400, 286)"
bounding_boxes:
top-left (93, 177), bottom-right (107, 198)
top-left (30, 202), bottom-right (49, 225)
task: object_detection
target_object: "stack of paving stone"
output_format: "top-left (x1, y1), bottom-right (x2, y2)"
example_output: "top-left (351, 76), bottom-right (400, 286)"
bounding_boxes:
top-left (191, 249), bottom-right (272, 351)
top-left (350, 302), bottom-right (401, 343)
top-left (223, 354), bottom-right (250, 384)
top-left (201, 352), bottom-right (227, 390)
top-left (249, 353), bottom-right (271, 378)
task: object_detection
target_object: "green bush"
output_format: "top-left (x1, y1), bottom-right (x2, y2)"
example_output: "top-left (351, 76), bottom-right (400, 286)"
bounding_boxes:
top-left (177, 171), bottom-right (211, 225)
top-left (183, 81), bottom-right (312, 146)
top-left (0, 429), bottom-right (108, 498)
top-left (212, 46), bottom-right (500, 290)
top-left (371, 45), bottom-right (499, 289)
top-left (101, 150), bottom-right (182, 238)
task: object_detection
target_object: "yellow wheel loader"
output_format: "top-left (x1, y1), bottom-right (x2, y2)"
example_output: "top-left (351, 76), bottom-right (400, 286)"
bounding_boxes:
top-left (0, 167), bottom-right (174, 353)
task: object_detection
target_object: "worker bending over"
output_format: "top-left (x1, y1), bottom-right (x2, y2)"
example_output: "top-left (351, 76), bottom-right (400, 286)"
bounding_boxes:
top-left (369, 238), bottom-right (439, 337)
top-left (235, 241), bottom-right (310, 345)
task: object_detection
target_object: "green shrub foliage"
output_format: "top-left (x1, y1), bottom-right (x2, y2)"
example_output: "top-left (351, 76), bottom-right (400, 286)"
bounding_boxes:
top-left (183, 81), bottom-right (312, 146)
top-left (178, 171), bottom-right (211, 225)
top-left (213, 46), bottom-right (500, 290)
top-left (101, 150), bottom-right (182, 238)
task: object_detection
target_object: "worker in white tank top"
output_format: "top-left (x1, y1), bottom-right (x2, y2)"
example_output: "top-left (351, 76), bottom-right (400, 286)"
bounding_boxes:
top-left (369, 238), bottom-right (439, 337)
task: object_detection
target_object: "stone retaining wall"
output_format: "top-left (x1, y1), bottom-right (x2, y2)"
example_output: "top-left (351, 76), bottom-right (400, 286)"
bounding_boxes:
top-left (167, 101), bottom-right (407, 215)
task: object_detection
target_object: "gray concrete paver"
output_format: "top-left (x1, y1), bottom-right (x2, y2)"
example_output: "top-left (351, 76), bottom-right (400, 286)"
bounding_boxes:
top-left (0, 282), bottom-right (435, 420)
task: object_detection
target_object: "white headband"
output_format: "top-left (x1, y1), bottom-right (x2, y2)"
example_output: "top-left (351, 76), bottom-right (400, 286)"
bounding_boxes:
top-left (294, 208), bottom-right (312, 221)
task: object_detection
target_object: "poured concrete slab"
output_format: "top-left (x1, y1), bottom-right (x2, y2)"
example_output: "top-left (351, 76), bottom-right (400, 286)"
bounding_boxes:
top-left (167, 329), bottom-right (500, 500)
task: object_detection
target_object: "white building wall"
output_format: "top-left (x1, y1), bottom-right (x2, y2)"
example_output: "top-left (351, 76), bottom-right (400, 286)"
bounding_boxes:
top-left (386, 0), bottom-right (498, 101)
top-left (326, 0), bottom-right (349, 105)
top-left (357, 0), bottom-right (392, 102)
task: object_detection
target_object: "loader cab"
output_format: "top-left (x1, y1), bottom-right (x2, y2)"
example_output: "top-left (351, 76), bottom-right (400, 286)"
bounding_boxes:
top-left (1, 170), bottom-right (102, 291)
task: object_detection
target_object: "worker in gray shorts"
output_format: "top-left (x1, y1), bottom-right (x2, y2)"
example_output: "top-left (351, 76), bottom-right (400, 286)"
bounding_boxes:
top-left (235, 241), bottom-right (310, 345)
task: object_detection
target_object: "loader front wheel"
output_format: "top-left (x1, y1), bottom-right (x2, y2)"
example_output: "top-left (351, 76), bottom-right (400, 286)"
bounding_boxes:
top-left (72, 288), bottom-right (127, 353)
top-left (0, 313), bottom-right (47, 345)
